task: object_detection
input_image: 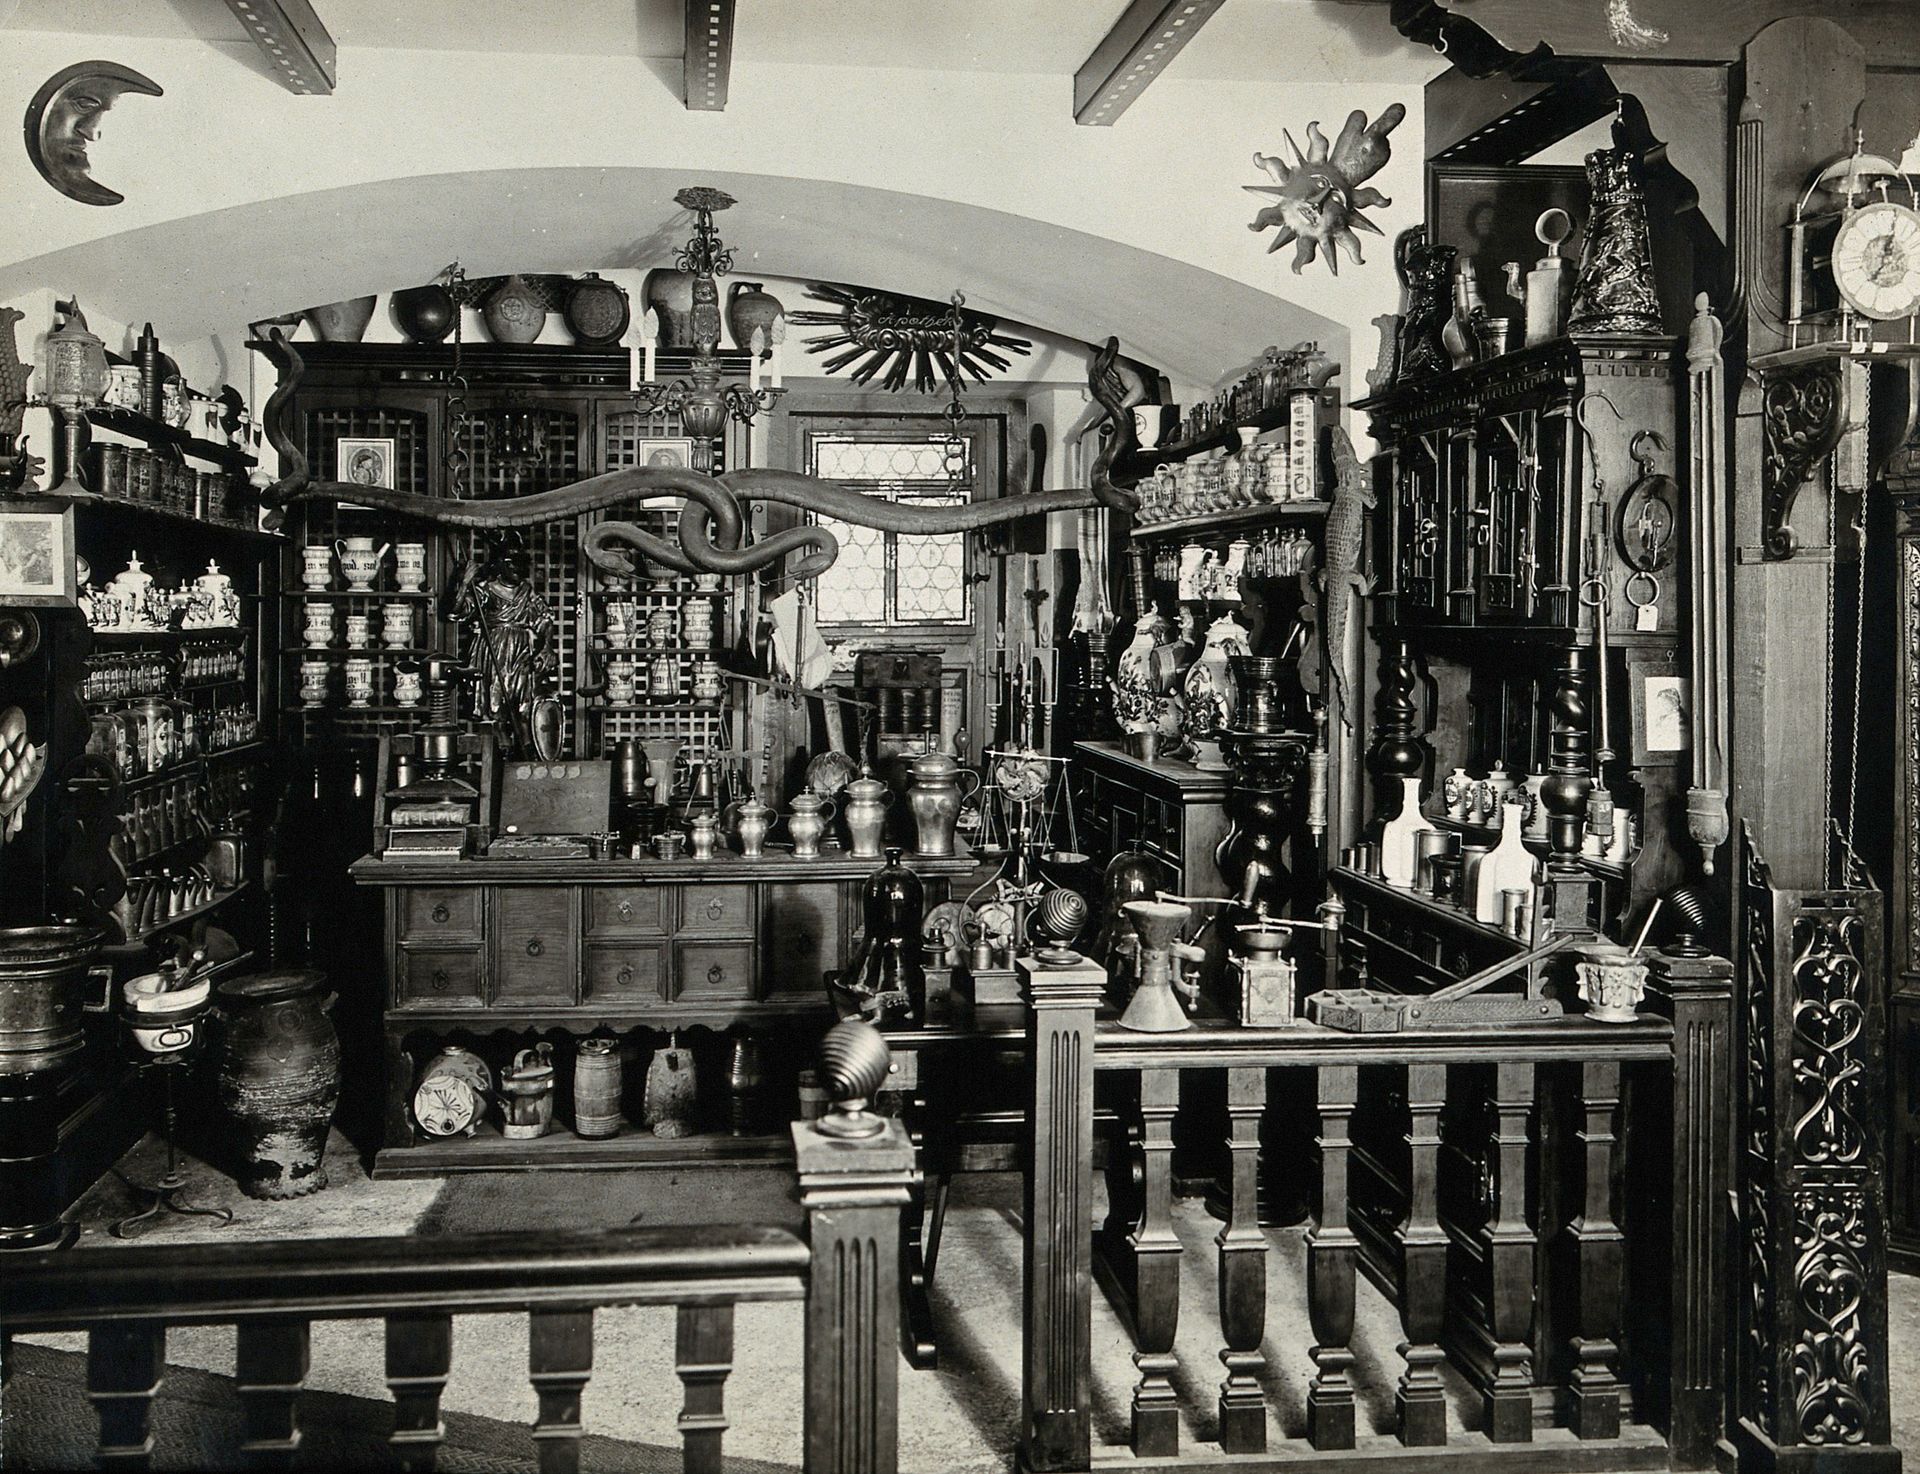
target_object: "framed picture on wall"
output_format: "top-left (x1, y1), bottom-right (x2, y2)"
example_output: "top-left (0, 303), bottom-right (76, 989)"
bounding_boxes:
top-left (1631, 669), bottom-right (1691, 766)
top-left (634, 437), bottom-right (695, 471)
top-left (336, 436), bottom-right (395, 490)
top-left (0, 499), bottom-right (77, 607)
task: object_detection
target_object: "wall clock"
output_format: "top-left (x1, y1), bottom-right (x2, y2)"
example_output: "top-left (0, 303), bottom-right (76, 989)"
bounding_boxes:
top-left (1830, 200), bottom-right (1920, 321)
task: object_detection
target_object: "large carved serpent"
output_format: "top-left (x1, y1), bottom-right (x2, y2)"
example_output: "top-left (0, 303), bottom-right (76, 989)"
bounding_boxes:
top-left (254, 329), bottom-right (1138, 582)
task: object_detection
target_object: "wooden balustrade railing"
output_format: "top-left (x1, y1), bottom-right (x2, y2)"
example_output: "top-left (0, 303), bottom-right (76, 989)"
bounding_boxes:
top-left (0, 1116), bottom-right (916, 1474)
top-left (1022, 945), bottom-right (1735, 1473)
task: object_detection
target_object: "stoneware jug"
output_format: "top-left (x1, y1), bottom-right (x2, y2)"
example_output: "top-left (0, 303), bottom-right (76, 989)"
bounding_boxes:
top-left (726, 281), bottom-right (784, 354)
top-left (482, 274), bottom-right (547, 345)
top-left (1473, 797), bottom-right (1536, 924)
top-left (334, 536), bottom-right (389, 591)
top-left (643, 1034), bottom-right (697, 1139)
top-left (214, 970), bottom-right (339, 1199)
top-left (906, 749), bottom-right (979, 858)
top-left (842, 767), bottom-right (892, 859)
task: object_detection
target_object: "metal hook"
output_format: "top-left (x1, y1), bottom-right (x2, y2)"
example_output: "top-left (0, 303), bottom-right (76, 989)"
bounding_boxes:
top-left (1574, 390), bottom-right (1624, 497)
top-left (1629, 428), bottom-right (1667, 476)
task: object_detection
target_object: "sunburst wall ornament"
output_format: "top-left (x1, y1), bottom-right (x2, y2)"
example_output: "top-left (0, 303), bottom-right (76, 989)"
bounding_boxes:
top-left (788, 284), bottom-right (1032, 393)
top-left (1245, 103), bottom-right (1405, 275)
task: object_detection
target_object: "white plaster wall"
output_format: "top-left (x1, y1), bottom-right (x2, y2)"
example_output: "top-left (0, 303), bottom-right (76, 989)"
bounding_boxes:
top-left (0, 27), bottom-right (1425, 397)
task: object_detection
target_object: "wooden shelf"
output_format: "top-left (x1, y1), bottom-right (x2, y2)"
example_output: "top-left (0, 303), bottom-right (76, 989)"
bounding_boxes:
top-left (75, 495), bottom-right (278, 543)
top-left (591, 701), bottom-right (725, 713)
top-left (373, 1121), bottom-right (793, 1178)
top-left (112, 881), bottom-right (250, 948)
top-left (1374, 620), bottom-right (1679, 653)
top-left (1110, 391), bottom-right (1331, 487)
top-left (84, 405), bottom-right (186, 447)
top-left (1133, 499), bottom-right (1330, 541)
top-left (1333, 863), bottom-right (1525, 950)
top-left (284, 589), bottom-right (434, 600)
top-left (179, 435), bottom-right (257, 472)
top-left (285, 646), bottom-right (437, 658)
top-left (88, 624), bottom-right (247, 644)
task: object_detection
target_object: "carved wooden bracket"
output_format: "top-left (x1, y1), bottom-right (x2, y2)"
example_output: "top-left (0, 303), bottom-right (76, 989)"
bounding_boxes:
top-left (1760, 358), bottom-right (1846, 560)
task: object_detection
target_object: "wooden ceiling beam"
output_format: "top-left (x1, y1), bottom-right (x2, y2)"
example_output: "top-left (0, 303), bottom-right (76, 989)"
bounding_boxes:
top-left (222, 0), bottom-right (336, 95)
top-left (1074, 0), bottom-right (1225, 127)
top-left (685, 0), bottom-right (736, 112)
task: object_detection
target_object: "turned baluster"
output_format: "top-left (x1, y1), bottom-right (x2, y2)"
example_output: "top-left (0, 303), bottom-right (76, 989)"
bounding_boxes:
top-left (1306, 1064), bottom-right (1359, 1451)
top-left (1216, 1066), bottom-right (1269, 1454)
top-left (1484, 1062), bottom-right (1538, 1443)
top-left (86, 1321), bottom-right (166, 1470)
top-left (386, 1310), bottom-right (454, 1472)
top-left (1395, 1063), bottom-right (1449, 1446)
top-left (1366, 633), bottom-right (1428, 817)
top-left (1130, 1070), bottom-right (1183, 1457)
top-left (1568, 1059), bottom-right (1625, 1439)
top-left (1540, 645), bottom-right (1594, 871)
top-left (676, 1304), bottom-right (734, 1474)
top-left (530, 1308), bottom-right (594, 1474)
top-left (236, 1319), bottom-right (311, 1469)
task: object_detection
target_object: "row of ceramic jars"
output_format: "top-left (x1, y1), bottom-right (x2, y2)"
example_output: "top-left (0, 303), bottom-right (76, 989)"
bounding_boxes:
top-left (605, 600), bottom-right (717, 649)
top-left (1135, 432), bottom-right (1301, 525)
top-left (300, 539), bottom-right (427, 593)
top-left (303, 600), bottom-right (416, 649)
top-left (606, 654), bottom-right (723, 705)
top-left (299, 658), bottom-right (422, 709)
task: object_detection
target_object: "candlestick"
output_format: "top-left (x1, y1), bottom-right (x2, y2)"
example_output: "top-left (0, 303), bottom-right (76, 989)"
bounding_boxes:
top-left (770, 318), bottom-right (785, 389)
top-left (749, 327), bottom-right (765, 390)
top-left (642, 308), bottom-right (659, 384)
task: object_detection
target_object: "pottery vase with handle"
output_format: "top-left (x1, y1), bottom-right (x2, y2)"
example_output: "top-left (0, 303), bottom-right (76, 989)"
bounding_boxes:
top-left (564, 272), bottom-right (631, 346)
top-left (726, 281), bottom-right (784, 354)
top-left (482, 274), bottom-right (547, 345)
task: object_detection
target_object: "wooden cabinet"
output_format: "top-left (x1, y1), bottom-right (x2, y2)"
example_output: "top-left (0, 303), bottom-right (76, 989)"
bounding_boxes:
top-left (355, 849), bottom-right (972, 1174)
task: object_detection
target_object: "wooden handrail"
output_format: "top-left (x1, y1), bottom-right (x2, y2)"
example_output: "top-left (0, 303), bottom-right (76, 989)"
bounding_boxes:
top-left (1093, 1014), bottom-right (1674, 1070)
top-left (0, 1225), bottom-right (810, 1331)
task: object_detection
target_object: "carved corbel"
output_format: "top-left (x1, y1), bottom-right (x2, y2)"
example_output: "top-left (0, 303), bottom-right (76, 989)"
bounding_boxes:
top-left (1759, 358), bottom-right (1847, 560)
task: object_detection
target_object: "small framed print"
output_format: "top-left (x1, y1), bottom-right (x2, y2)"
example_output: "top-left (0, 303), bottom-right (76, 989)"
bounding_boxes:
top-left (1630, 664), bottom-right (1690, 766)
top-left (336, 436), bottom-right (395, 491)
top-left (0, 499), bottom-right (77, 607)
top-left (633, 437), bottom-right (696, 507)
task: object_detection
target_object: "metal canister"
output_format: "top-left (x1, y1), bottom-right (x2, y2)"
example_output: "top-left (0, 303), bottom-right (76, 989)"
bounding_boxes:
top-left (92, 442), bottom-right (128, 500)
top-left (573, 1037), bottom-right (623, 1138)
top-left (0, 925), bottom-right (106, 1076)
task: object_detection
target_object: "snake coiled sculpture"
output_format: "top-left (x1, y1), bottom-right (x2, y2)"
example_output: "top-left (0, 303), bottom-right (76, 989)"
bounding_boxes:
top-left (254, 330), bottom-right (1139, 584)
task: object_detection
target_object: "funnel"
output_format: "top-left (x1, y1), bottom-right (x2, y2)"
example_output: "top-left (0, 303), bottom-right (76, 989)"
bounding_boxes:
top-left (1118, 900), bottom-right (1202, 1033)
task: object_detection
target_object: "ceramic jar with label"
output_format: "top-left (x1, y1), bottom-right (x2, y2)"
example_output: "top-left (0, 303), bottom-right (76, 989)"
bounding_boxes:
top-left (299, 659), bottom-right (328, 707)
top-left (393, 668), bottom-right (423, 708)
top-left (684, 598), bottom-right (715, 649)
top-left (1181, 609), bottom-right (1248, 769)
top-left (649, 652), bottom-right (678, 698)
top-left (302, 545), bottom-right (332, 590)
top-left (381, 603), bottom-right (413, 649)
top-left (334, 537), bottom-right (389, 591)
top-left (303, 602), bottom-right (335, 648)
top-left (842, 767), bottom-right (892, 859)
top-left (691, 657), bottom-right (723, 707)
top-left (344, 613), bottom-right (372, 650)
top-left (394, 543), bottom-right (427, 592)
top-left (343, 658), bottom-right (374, 709)
top-left (606, 657), bottom-right (637, 704)
top-left (647, 607), bottom-right (676, 647)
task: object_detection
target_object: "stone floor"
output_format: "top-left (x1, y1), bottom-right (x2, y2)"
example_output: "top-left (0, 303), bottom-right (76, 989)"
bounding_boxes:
top-left (18, 1130), bottom-right (1920, 1471)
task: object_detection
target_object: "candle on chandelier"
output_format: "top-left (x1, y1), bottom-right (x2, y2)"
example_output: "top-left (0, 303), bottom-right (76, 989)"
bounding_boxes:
top-left (749, 327), bottom-right (766, 390)
top-left (641, 309), bottom-right (659, 384)
top-left (770, 318), bottom-right (785, 389)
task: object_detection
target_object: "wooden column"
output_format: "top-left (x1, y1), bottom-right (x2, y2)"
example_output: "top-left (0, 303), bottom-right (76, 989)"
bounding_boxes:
top-left (675, 1304), bottom-right (734, 1474)
top-left (86, 1321), bottom-right (165, 1470)
top-left (1216, 1066), bottom-right (1269, 1454)
top-left (236, 1319), bottom-right (310, 1469)
top-left (1568, 1060), bottom-right (1625, 1440)
top-left (793, 1116), bottom-right (916, 1474)
top-left (1019, 964), bottom-right (1105, 1472)
top-left (1483, 1061), bottom-right (1536, 1444)
top-left (1129, 1070), bottom-right (1182, 1457)
top-left (530, 1308), bottom-right (594, 1474)
top-left (1306, 1063), bottom-right (1359, 1451)
top-left (385, 1311), bottom-right (453, 1472)
top-left (1395, 1063), bottom-right (1449, 1447)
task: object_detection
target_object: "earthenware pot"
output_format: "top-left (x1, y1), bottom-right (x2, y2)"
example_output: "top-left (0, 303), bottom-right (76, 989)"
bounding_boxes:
top-left (565, 272), bottom-right (631, 346)
top-left (214, 970), bottom-right (339, 1199)
top-left (646, 268), bottom-right (697, 347)
top-left (389, 284), bottom-right (456, 344)
top-left (482, 274), bottom-right (547, 345)
top-left (303, 295), bottom-right (376, 343)
top-left (726, 281), bottom-right (783, 353)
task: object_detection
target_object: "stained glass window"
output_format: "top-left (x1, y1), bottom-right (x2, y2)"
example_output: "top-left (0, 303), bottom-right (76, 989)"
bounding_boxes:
top-left (806, 433), bottom-right (974, 629)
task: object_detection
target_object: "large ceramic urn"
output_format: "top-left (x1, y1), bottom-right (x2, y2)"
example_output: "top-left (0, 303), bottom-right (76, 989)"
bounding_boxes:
top-left (1181, 609), bottom-right (1249, 769)
top-left (214, 970), bottom-right (341, 1199)
top-left (905, 748), bottom-right (979, 858)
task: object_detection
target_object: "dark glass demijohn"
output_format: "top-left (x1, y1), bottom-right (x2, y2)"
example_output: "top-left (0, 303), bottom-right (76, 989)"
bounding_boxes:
top-left (840, 847), bottom-right (926, 1026)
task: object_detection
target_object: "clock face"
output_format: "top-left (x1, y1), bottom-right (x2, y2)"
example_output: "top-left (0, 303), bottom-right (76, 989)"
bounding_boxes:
top-left (1832, 201), bottom-right (1920, 321)
top-left (414, 1079), bottom-right (478, 1136)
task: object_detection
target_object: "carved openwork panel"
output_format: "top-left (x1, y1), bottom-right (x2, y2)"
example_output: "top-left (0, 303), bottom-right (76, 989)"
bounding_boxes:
top-left (1759, 359), bottom-right (1845, 560)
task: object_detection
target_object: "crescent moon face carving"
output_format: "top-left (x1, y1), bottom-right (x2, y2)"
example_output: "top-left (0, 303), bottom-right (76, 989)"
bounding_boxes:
top-left (23, 60), bottom-right (163, 207)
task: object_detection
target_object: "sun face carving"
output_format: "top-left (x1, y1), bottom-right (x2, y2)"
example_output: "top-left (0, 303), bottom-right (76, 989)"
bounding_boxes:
top-left (1246, 104), bottom-right (1405, 276)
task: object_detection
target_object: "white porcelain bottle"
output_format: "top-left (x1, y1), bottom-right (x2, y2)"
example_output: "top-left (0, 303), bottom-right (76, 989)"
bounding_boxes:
top-left (1474, 798), bottom-right (1535, 924)
top-left (1379, 775), bottom-right (1431, 889)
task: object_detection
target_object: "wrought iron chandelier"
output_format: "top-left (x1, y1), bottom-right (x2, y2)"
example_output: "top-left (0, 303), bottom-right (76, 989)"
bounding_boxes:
top-left (632, 187), bottom-right (783, 466)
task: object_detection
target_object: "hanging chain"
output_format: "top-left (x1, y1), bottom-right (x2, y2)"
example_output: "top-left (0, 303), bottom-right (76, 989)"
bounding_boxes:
top-left (441, 262), bottom-right (474, 502)
top-left (941, 291), bottom-right (969, 494)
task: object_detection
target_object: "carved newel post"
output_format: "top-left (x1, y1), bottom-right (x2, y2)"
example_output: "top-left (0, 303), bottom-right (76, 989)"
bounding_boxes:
top-left (1539, 646), bottom-right (1600, 934)
top-left (1216, 729), bottom-right (1310, 914)
top-left (793, 1021), bottom-right (915, 1474)
top-left (1365, 633), bottom-right (1427, 818)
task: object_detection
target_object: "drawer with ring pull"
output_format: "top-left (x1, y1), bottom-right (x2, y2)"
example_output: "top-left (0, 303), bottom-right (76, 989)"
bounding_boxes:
top-left (675, 885), bottom-right (755, 937)
top-left (394, 946), bottom-right (485, 1008)
top-left (671, 942), bottom-right (756, 1002)
top-left (585, 886), bottom-right (665, 936)
top-left (399, 887), bottom-right (482, 943)
top-left (584, 945), bottom-right (668, 1002)
top-left (492, 888), bottom-right (578, 1003)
